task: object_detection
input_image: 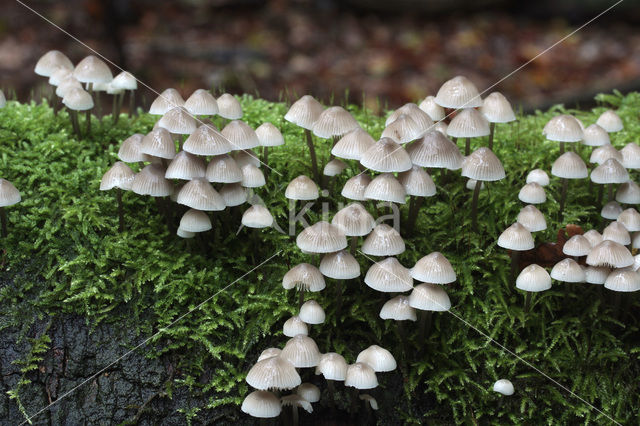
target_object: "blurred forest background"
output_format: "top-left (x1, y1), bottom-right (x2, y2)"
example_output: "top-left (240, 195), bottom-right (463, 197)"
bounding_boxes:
top-left (2, 0), bottom-right (640, 113)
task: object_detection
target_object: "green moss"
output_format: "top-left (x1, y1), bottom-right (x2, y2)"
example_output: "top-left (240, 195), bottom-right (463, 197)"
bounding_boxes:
top-left (1, 93), bottom-right (639, 424)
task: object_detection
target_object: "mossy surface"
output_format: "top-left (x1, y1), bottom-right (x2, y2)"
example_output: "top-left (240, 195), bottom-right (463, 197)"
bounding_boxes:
top-left (0, 92), bottom-right (639, 424)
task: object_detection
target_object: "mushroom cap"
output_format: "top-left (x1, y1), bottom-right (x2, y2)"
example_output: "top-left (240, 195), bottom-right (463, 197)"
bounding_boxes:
top-left (282, 263), bottom-right (325, 292)
top-left (479, 92), bottom-right (516, 123)
top-left (0, 179), bottom-right (21, 207)
top-left (359, 394), bottom-right (379, 410)
top-left (411, 252), bottom-right (456, 284)
top-left (285, 175), bottom-right (319, 200)
top-left (446, 108), bottom-right (490, 138)
top-left (73, 55), bottom-right (113, 84)
top-left (118, 133), bottom-right (147, 162)
top-left (550, 258), bottom-right (585, 283)
top-left (280, 335), bottom-right (321, 368)
top-left (206, 155), bottom-right (242, 183)
top-left (385, 103), bottom-right (434, 135)
top-left (35, 50), bottom-right (73, 76)
top-left (217, 93), bottom-right (243, 119)
top-left (282, 315), bottom-right (309, 339)
top-left (408, 283), bottom-right (451, 311)
top-left (179, 209), bottom-right (212, 233)
top-left (617, 208), bottom-right (640, 232)
top-left (543, 115), bottom-right (583, 142)
top-left (183, 124), bottom-right (232, 156)
top-left (240, 164), bottom-right (266, 188)
top-left (516, 205), bottom-right (547, 232)
top-left (418, 95), bottom-right (445, 121)
top-left (583, 230), bottom-right (604, 247)
top-left (258, 348), bottom-right (283, 362)
top-left (219, 183), bottom-right (248, 207)
top-left (406, 130), bottom-right (463, 170)
top-left (516, 264), bottom-right (552, 292)
top-left (620, 143), bottom-right (640, 169)
top-left (49, 68), bottom-right (72, 86)
top-left (493, 379), bottom-right (514, 396)
top-left (184, 88), bottom-right (218, 115)
top-left (551, 152), bottom-right (588, 179)
top-left (62, 87), bottom-right (94, 111)
top-left (434, 121), bottom-right (448, 135)
top-left (602, 222), bottom-right (630, 245)
top-left (284, 95), bottom-right (324, 130)
top-left (434, 75), bottom-right (482, 108)
top-left (55, 77), bottom-right (83, 98)
top-left (315, 353), bottom-right (348, 381)
top-left (601, 201), bottom-right (623, 220)
top-left (518, 182), bottom-right (546, 204)
top-left (591, 158), bottom-right (629, 184)
top-left (242, 205), bottom-right (273, 228)
top-left (584, 266), bottom-right (610, 285)
top-left (398, 166), bottom-right (436, 197)
top-left (158, 107), bottom-right (197, 135)
top-left (312, 106), bottom-right (359, 138)
top-left (590, 144), bottom-right (622, 165)
top-left (345, 363), bottom-right (378, 389)
top-left (616, 181), bottom-right (640, 204)
top-left (234, 149), bottom-right (261, 169)
top-left (361, 224), bottom-right (405, 256)
top-left (100, 162), bottom-right (135, 191)
top-left (241, 391), bottom-right (281, 418)
top-left (356, 345), bottom-right (397, 372)
top-left (461, 147), bottom-right (505, 181)
top-left (364, 173), bottom-right (406, 204)
top-left (222, 120), bottom-right (260, 150)
top-left (581, 124), bottom-right (610, 147)
top-left (604, 269), bottom-right (640, 292)
top-left (140, 128), bottom-right (176, 159)
top-left (331, 203), bottom-right (375, 237)
top-left (364, 257), bottom-right (413, 292)
top-left (319, 250), bottom-right (360, 280)
top-left (381, 113), bottom-right (424, 143)
top-left (379, 295), bottom-right (417, 321)
top-left (360, 137), bottom-right (412, 173)
top-left (323, 159), bottom-right (348, 177)
top-left (111, 71), bottom-right (137, 91)
top-left (586, 240), bottom-right (634, 268)
top-left (497, 223), bottom-right (534, 251)
top-left (296, 383), bottom-right (321, 404)
top-left (176, 227), bottom-right (195, 239)
top-left (149, 88), bottom-right (185, 115)
top-left (177, 178), bottom-right (226, 211)
top-left (131, 164), bottom-right (173, 196)
top-left (331, 127), bottom-right (376, 160)
top-left (299, 300), bottom-right (326, 324)
top-left (246, 356), bottom-right (301, 390)
top-left (341, 174), bottom-right (371, 201)
top-left (165, 151), bottom-right (206, 180)
top-left (256, 122), bottom-right (284, 147)
top-left (296, 221), bottom-right (347, 253)
top-left (596, 109), bottom-right (623, 133)
top-left (562, 235), bottom-right (592, 257)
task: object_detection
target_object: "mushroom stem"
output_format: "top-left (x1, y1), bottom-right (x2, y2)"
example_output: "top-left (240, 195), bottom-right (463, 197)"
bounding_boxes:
top-left (112, 94), bottom-right (118, 124)
top-left (558, 178), bottom-right (568, 221)
top-left (607, 183), bottom-right (614, 202)
top-left (350, 387), bottom-right (359, 414)
top-left (304, 129), bottom-right (320, 183)
top-left (327, 379), bottom-right (336, 409)
top-left (465, 137), bottom-right (471, 156)
top-left (117, 92), bottom-right (124, 121)
top-left (85, 83), bottom-right (93, 135)
top-left (336, 279), bottom-right (343, 318)
top-left (418, 310), bottom-right (433, 342)
top-left (129, 90), bottom-right (135, 117)
top-left (350, 235), bottom-right (358, 255)
top-left (291, 405), bottom-right (299, 426)
top-left (524, 292), bottom-right (532, 313)
top-left (95, 91), bottom-right (102, 118)
top-left (470, 179), bottom-right (482, 229)
top-left (262, 146), bottom-right (269, 172)
top-left (0, 207), bottom-right (7, 238)
top-left (510, 251), bottom-right (520, 285)
top-left (69, 110), bottom-right (81, 138)
top-left (559, 141), bottom-right (565, 155)
top-left (116, 188), bottom-right (124, 233)
top-left (488, 122), bottom-right (495, 151)
top-left (298, 289), bottom-right (305, 310)
top-left (596, 183), bottom-right (604, 206)
top-left (406, 195), bottom-right (424, 235)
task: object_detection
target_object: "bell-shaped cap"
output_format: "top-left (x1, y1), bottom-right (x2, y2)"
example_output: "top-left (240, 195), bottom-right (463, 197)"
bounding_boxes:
top-left (219, 183), bottom-right (247, 207)
top-left (583, 230), bottom-right (604, 247)
top-left (177, 178), bottom-right (225, 211)
top-left (543, 115), bottom-right (583, 142)
top-left (379, 295), bottom-right (417, 321)
top-left (331, 203), bottom-right (375, 237)
top-left (398, 166), bottom-right (436, 197)
top-left (591, 158), bottom-right (629, 184)
top-left (344, 363), bottom-right (378, 389)
top-left (480, 92), bottom-right (516, 123)
top-left (550, 258), bottom-right (585, 283)
top-left (312, 106), bottom-right (359, 138)
top-left (184, 89), bottom-right (218, 115)
top-left (282, 263), bottom-right (325, 292)
top-left (241, 391), bottom-right (281, 418)
top-left (140, 128), bottom-right (176, 159)
top-left (296, 221), bottom-right (347, 253)
top-left (296, 383), bottom-right (321, 404)
top-left (516, 205), bottom-right (547, 232)
top-left (516, 264), bottom-right (551, 292)
top-left (621, 143), bottom-right (640, 170)
top-left (497, 223), bottom-right (534, 251)
top-left (551, 152), bottom-right (587, 179)
top-left (408, 283), bottom-right (451, 311)
top-left (332, 127), bottom-right (376, 161)
top-left (118, 133), bottom-right (146, 162)
top-left (183, 124), bottom-right (232, 156)
top-left (602, 222), bottom-right (630, 245)
top-left (356, 345), bottom-right (397, 372)
top-left (0, 179), bottom-right (21, 206)
top-left (179, 209), bottom-right (212, 233)
top-left (278, 397), bottom-right (311, 416)
top-left (285, 175), bottom-right (319, 200)
top-left (234, 149), bottom-right (261, 169)
top-left (165, 151), bottom-right (206, 180)
top-left (131, 164), bottom-right (172, 196)
top-left (361, 224), bottom-right (405, 256)
top-left (582, 124), bottom-right (610, 147)
top-left (596, 109), bottom-right (623, 133)
top-left (590, 145), bottom-right (622, 165)
top-left (246, 356), bottom-right (301, 390)
top-left (315, 353), bottom-right (347, 381)
top-left (411, 252), bottom-right (456, 284)
top-left (385, 103), bottom-right (434, 135)
top-left (586, 240), bottom-right (634, 268)
top-left (585, 266), bottom-right (610, 285)
top-left (222, 120), bottom-right (260, 150)
top-left (206, 155), bottom-right (242, 183)
top-left (240, 164), bottom-right (266, 188)
top-left (518, 182), bottom-right (546, 204)
top-left (319, 250), bottom-right (360, 280)
top-left (617, 208), bottom-right (640, 232)
top-left (418, 95), bottom-right (445, 121)
top-left (406, 130), bottom-right (463, 170)
top-left (604, 269), bottom-right (640, 292)
top-left (526, 169), bottom-right (550, 186)
top-left (360, 137), bottom-right (412, 173)
top-left (461, 147), bottom-right (505, 182)
top-left (616, 181), bottom-right (640, 204)
top-left (601, 201), bottom-right (623, 220)
top-left (323, 159), bottom-right (347, 177)
top-left (157, 107), bottom-right (197, 135)
top-left (493, 379), bottom-right (514, 396)
top-left (281, 335), bottom-right (321, 368)
top-left (35, 50), bottom-right (73, 77)
top-left (434, 75), bottom-right (482, 108)
top-left (49, 68), bottom-right (71, 86)
top-left (100, 162), bottom-right (135, 191)
top-left (447, 108), bottom-right (490, 138)
top-left (149, 88), bottom-right (185, 115)
top-left (563, 235), bottom-right (591, 256)
top-left (242, 205), bottom-right (273, 228)
top-left (256, 122), bottom-right (284, 147)
top-left (364, 257), bottom-right (413, 292)
top-left (284, 95), bottom-right (324, 130)
top-left (341, 174), bottom-right (371, 201)
top-left (111, 71), bottom-right (137, 91)
top-left (381, 113), bottom-right (423, 143)
top-left (73, 55), bottom-right (112, 84)
top-left (283, 316), bottom-right (308, 338)
top-left (364, 173), bottom-right (406, 204)
top-left (299, 300), bottom-right (325, 324)
top-left (62, 87), bottom-right (94, 111)
top-left (217, 93), bottom-right (243, 119)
